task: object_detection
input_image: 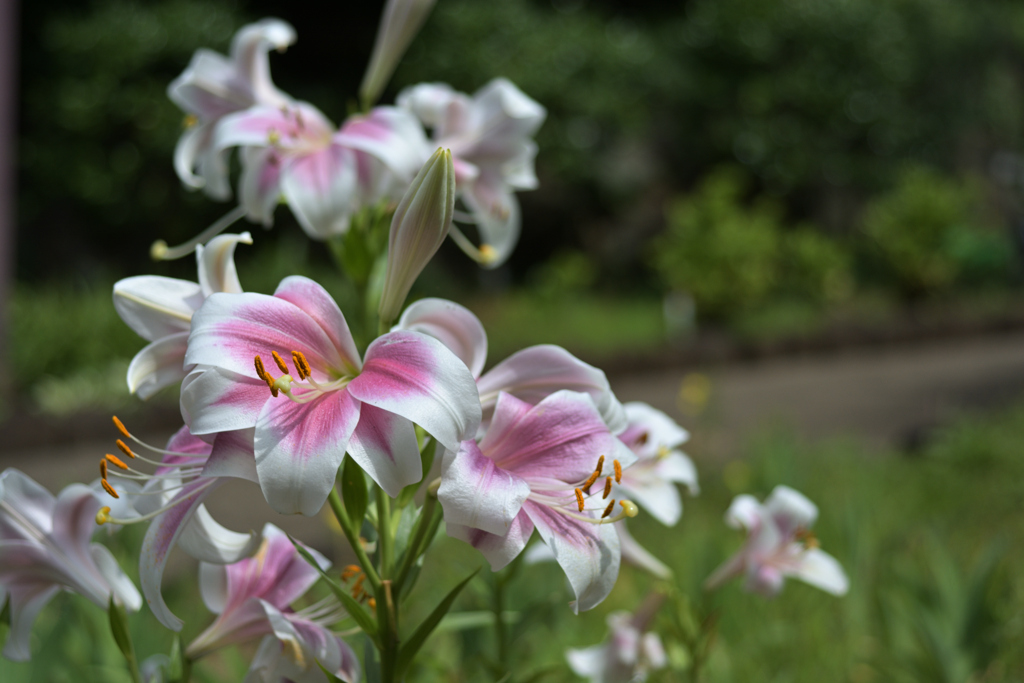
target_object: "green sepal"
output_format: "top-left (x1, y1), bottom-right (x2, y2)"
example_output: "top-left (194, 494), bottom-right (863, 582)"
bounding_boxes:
top-left (290, 536), bottom-right (381, 648)
top-left (395, 567), bottom-right (481, 678)
top-left (341, 456), bottom-right (368, 525)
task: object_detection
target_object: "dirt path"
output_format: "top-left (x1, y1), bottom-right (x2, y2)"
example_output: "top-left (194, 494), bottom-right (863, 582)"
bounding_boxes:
top-left (5, 330), bottom-right (1024, 559)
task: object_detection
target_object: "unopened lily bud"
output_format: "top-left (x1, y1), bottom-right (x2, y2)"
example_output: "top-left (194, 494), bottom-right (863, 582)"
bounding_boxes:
top-left (359, 0), bottom-right (437, 108)
top-left (378, 147), bottom-right (455, 327)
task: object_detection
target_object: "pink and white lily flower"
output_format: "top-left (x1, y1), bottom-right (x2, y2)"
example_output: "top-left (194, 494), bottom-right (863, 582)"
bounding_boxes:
top-left (187, 524), bottom-right (360, 683)
top-left (169, 19), bottom-right (296, 198)
top-left (397, 79), bottom-right (546, 267)
top-left (113, 232), bottom-right (252, 399)
top-left (95, 422), bottom-right (263, 631)
top-left (704, 485), bottom-right (849, 597)
top-left (0, 469), bottom-right (142, 661)
top-left (614, 402), bottom-right (698, 527)
top-left (181, 276), bottom-right (481, 516)
top-left (214, 101), bottom-right (430, 239)
top-left (566, 607), bottom-right (667, 683)
top-left (438, 390), bottom-right (638, 613)
top-left (396, 297), bottom-right (627, 434)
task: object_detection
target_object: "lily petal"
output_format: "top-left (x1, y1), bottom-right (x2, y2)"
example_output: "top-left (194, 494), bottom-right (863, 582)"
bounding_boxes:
top-left (438, 441), bottom-right (531, 536)
top-left (113, 276), bottom-right (202, 342)
top-left (240, 146), bottom-right (283, 227)
top-left (280, 144), bottom-right (359, 239)
top-left (254, 389), bottom-right (361, 516)
top-left (196, 232), bottom-right (253, 298)
top-left (764, 486), bottom-right (818, 538)
top-left (477, 345), bottom-right (627, 434)
top-left (446, 512), bottom-right (534, 572)
top-left (89, 543), bottom-right (143, 610)
top-left (127, 332), bottom-right (190, 399)
top-left (181, 367), bottom-right (270, 437)
top-left (348, 330), bottom-right (481, 452)
top-left (789, 548), bottom-right (849, 596)
top-left (395, 298), bottom-right (488, 378)
top-left (1, 584), bottom-right (60, 661)
top-left (523, 501), bottom-right (619, 614)
top-left (462, 173), bottom-right (520, 269)
top-left (177, 504), bottom-right (261, 565)
top-left (346, 406), bottom-right (421, 498)
top-left (272, 276), bottom-right (361, 373)
top-left (202, 429), bottom-right (259, 483)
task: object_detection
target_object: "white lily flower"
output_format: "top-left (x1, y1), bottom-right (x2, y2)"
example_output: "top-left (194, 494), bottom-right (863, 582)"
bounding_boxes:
top-left (360, 0), bottom-right (438, 108)
top-left (113, 232), bottom-right (251, 398)
top-left (614, 402), bottom-right (699, 527)
top-left (398, 79), bottom-right (546, 268)
top-left (567, 598), bottom-right (668, 683)
top-left (704, 486), bottom-right (849, 597)
top-left (378, 147), bottom-right (455, 327)
top-left (0, 469), bottom-right (141, 661)
top-left (169, 19), bottom-right (296, 198)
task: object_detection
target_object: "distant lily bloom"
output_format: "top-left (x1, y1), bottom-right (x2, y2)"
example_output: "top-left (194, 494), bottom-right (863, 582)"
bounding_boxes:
top-left (614, 402), bottom-right (699, 527)
top-left (214, 102), bottom-right (430, 239)
top-left (359, 0), bottom-right (438, 108)
top-left (0, 469), bottom-right (142, 661)
top-left (377, 147), bottom-right (455, 328)
top-left (438, 390), bottom-right (638, 613)
top-left (181, 276), bottom-right (481, 515)
top-left (169, 19), bottom-right (296, 199)
top-left (566, 598), bottom-right (668, 683)
top-left (395, 297), bottom-right (627, 433)
top-left (187, 524), bottom-right (359, 683)
top-left (704, 486), bottom-right (849, 597)
top-left (113, 233), bottom-right (252, 398)
top-left (92, 422), bottom-right (262, 631)
top-left (398, 79), bottom-right (546, 267)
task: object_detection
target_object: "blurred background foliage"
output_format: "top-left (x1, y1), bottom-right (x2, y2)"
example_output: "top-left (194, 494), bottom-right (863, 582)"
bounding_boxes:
top-left (12, 0), bottom-right (1024, 392)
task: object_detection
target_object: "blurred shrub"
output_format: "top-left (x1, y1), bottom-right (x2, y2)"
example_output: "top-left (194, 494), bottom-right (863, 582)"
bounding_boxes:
top-left (649, 168), bottom-right (781, 318)
top-left (862, 166), bottom-right (1012, 297)
top-left (527, 249), bottom-right (597, 301)
top-left (650, 167), bottom-right (852, 319)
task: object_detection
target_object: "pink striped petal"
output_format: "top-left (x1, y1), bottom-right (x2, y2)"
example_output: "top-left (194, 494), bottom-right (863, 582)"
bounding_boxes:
top-left (438, 440), bottom-right (530, 536)
top-left (348, 330), bottom-right (481, 451)
top-left (186, 291), bottom-right (347, 380)
top-left (254, 389), bottom-right (361, 516)
top-left (446, 511), bottom-right (534, 571)
top-left (180, 367), bottom-right (270, 437)
top-left (346, 405), bottom-right (421, 498)
top-left (280, 144), bottom-right (359, 239)
top-left (335, 106), bottom-right (430, 180)
top-left (477, 345), bottom-right (627, 434)
top-left (523, 501), bottom-right (619, 613)
top-left (140, 478), bottom-right (224, 631)
top-left (272, 276), bottom-right (361, 373)
top-left (396, 298), bottom-right (488, 378)
top-left (481, 391), bottom-right (635, 485)
top-left (240, 146), bottom-right (283, 227)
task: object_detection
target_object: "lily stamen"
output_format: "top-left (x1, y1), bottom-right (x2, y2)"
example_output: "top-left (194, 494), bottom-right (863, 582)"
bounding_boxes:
top-left (601, 499), bottom-right (616, 519)
top-left (271, 350), bottom-right (289, 374)
top-left (116, 440), bottom-right (136, 460)
top-left (574, 488), bottom-right (585, 512)
top-left (613, 459), bottom-right (622, 484)
top-left (602, 477), bottom-right (612, 499)
top-left (101, 480), bottom-right (119, 499)
top-left (105, 454), bottom-right (129, 471)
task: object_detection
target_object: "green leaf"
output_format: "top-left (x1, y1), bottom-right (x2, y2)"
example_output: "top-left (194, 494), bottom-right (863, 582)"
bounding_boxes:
top-left (316, 660), bottom-right (345, 683)
top-left (395, 567), bottom-right (481, 678)
top-left (290, 536), bottom-right (380, 647)
top-left (396, 438), bottom-right (437, 509)
top-left (341, 456), bottom-right (368, 524)
top-left (107, 595), bottom-right (133, 661)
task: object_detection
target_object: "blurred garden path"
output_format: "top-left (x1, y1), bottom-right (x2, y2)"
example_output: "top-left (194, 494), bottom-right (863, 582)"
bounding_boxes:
top-left (3, 329), bottom-right (1024, 563)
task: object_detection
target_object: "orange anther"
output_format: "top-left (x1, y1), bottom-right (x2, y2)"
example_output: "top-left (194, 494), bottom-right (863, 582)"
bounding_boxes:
top-left (602, 476), bottom-right (612, 499)
top-left (637, 432), bottom-right (649, 445)
top-left (254, 355), bottom-right (269, 381)
top-left (106, 454), bottom-right (129, 470)
top-left (99, 459), bottom-right (108, 480)
top-left (292, 350), bottom-right (312, 380)
top-left (112, 416), bottom-right (131, 439)
top-left (368, 597), bottom-right (376, 609)
top-left (574, 488), bottom-right (585, 512)
top-left (341, 565), bottom-right (361, 581)
top-left (595, 455), bottom-right (605, 474)
top-left (101, 479), bottom-right (120, 499)
top-left (601, 499), bottom-right (616, 519)
top-left (581, 470), bottom-right (600, 494)
top-left (613, 459), bottom-right (622, 484)
top-left (116, 440), bottom-right (136, 459)
top-left (271, 350), bottom-right (289, 374)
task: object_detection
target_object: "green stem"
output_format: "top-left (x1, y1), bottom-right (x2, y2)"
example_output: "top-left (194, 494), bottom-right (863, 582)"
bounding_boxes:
top-left (394, 493), bottom-right (439, 594)
top-left (377, 489), bottom-right (394, 578)
top-left (494, 572), bottom-right (508, 671)
top-left (328, 488), bottom-right (381, 590)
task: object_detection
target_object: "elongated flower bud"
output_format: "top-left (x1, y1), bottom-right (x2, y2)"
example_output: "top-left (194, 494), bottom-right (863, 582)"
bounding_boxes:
top-left (359, 0), bottom-right (437, 108)
top-left (378, 147), bottom-right (455, 328)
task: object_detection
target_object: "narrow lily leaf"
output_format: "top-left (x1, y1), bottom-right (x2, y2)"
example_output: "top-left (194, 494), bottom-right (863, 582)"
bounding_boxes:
top-left (395, 567), bottom-right (480, 678)
top-left (291, 537), bottom-right (380, 646)
top-left (341, 456), bottom-right (369, 525)
top-left (317, 660), bottom-right (346, 683)
top-left (364, 638), bottom-right (382, 683)
top-left (397, 438), bottom-right (437, 509)
top-left (108, 595), bottom-right (138, 675)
